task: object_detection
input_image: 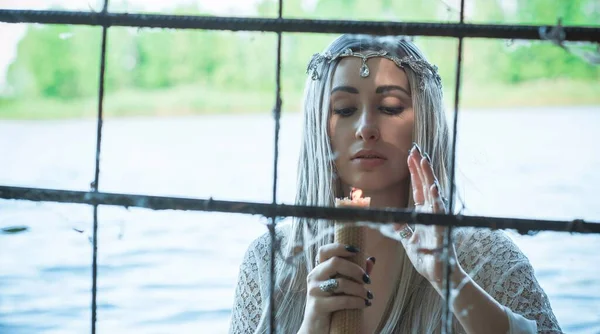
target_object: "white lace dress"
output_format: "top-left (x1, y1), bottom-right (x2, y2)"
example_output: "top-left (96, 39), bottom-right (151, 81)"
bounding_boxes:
top-left (228, 226), bottom-right (563, 333)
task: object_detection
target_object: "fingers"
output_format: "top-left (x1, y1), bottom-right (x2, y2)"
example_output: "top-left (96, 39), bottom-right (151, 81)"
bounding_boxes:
top-left (430, 180), bottom-right (445, 213)
top-left (318, 294), bottom-right (372, 312)
top-left (420, 156), bottom-right (436, 205)
top-left (394, 223), bottom-right (421, 253)
top-left (315, 242), bottom-right (360, 268)
top-left (313, 256), bottom-right (370, 284)
top-left (416, 155), bottom-right (432, 205)
top-left (365, 256), bottom-right (375, 276)
top-left (409, 143), bottom-right (445, 213)
top-left (306, 249), bottom-right (375, 314)
top-left (407, 149), bottom-right (425, 206)
top-left (418, 184), bottom-right (449, 250)
top-left (312, 243), bottom-right (370, 286)
top-left (308, 276), bottom-right (372, 301)
top-left (408, 144), bottom-right (431, 206)
top-left (410, 144), bottom-right (433, 204)
top-left (407, 144), bottom-right (447, 252)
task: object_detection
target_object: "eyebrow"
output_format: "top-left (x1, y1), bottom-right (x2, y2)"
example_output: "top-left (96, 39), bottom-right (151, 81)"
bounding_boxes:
top-left (331, 85), bottom-right (411, 96)
top-left (331, 86), bottom-right (359, 94)
top-left (375, 85), bottom-right (411, 96)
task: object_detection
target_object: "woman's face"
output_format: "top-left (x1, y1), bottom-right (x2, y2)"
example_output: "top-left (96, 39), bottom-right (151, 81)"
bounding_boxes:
top-left (329, 56), bottom-right (414, 193)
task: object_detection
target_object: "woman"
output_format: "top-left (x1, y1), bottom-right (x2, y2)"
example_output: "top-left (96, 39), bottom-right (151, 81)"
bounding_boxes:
top-left (228, 34), bottom-right (562, 333)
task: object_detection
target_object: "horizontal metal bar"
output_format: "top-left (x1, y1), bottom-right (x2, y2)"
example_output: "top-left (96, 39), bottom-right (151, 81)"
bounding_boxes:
top-left (0, 10), bottom-right (598, 42)
top-left (1, 185), bottom-right (598, 234)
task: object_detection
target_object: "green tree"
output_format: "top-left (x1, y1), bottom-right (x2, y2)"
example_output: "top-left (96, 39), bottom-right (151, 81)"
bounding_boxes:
top-left (497, 0), bottom-right (600, 83)
top-left (7, 25), bottom-right (100, 99)
top-left (4, 0), bottom-right (599, 104)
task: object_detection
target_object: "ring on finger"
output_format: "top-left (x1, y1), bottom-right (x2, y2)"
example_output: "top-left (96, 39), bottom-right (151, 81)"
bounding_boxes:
top-left (314, 255), bottom-right (320, 267)
top-left (319, 278), bottom-right (339, 294)
top-left (397, 225), bottom-right (414, 239)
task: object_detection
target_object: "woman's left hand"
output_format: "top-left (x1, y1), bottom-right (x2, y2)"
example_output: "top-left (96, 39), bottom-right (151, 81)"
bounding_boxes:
top-left (393, 143), bottom-right (465, 293)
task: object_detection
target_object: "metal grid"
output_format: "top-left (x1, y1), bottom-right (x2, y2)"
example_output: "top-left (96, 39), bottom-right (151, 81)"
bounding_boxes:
top-left (1, 1), bottom-right (599, 333)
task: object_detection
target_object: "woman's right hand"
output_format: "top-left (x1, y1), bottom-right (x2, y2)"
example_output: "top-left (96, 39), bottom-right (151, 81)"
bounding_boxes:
top-left (298, 243), bottom-right (375, 334)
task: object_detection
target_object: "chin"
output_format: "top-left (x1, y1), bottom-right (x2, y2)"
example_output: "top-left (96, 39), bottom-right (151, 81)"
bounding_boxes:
top-left (347, 175), bottom-right (399, 193)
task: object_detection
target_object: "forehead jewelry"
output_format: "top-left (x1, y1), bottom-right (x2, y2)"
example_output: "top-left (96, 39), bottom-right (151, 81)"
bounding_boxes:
top-left (306, 48), bottom-right (442, 90)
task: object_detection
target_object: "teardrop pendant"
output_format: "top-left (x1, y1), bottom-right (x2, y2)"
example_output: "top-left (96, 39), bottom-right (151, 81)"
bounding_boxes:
top-left (360, 63), bottom-right (370, 77)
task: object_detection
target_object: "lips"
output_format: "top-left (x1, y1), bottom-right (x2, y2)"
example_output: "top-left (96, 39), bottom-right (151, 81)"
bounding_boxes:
top-left (351, 149), bottom-right (387, 160)
top-left (351, 150), bottom-right (387, 169)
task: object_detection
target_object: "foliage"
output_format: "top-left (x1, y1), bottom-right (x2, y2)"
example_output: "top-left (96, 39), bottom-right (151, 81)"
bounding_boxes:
top-left (3, 0), bottom-right (599, 103)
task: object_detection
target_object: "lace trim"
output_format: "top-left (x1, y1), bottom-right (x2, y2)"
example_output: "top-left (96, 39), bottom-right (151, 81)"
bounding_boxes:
top-left (457, 228), bottom-right (562, 333)
top-left (229, 226), bottom-right (563, 333)
top-left (229, 236), bottom-right (263, 333)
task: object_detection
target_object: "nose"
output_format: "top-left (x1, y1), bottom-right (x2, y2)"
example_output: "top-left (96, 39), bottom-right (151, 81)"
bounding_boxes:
top-left (355, 110), bottom-right (380, 142)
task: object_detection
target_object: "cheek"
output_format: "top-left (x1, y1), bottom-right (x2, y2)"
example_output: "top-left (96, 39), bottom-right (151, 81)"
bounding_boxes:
top-left (399, 111), bottom-right (415, 143)
top-left (328, 118), bottom-right (343, 167)
top-left (400, 124), bottom-right (414, 146)
top-left (328, 117), bottom-right (349, 155)
top-left (383, 116), bottom-right (414, 150)
top-left (328, 117), bottom-right (335, 143)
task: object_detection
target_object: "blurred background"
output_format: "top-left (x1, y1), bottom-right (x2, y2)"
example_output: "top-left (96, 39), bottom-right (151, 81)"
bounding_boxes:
top-left (0, 0), bottom-right (599, 333)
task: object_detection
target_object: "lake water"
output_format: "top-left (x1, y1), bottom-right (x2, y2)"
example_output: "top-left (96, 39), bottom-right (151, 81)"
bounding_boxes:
top-left (0, 106), bottom-right (599, 333)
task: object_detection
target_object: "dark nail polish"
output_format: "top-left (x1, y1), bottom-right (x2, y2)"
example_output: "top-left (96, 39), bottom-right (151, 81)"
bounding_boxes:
top-left (367, 291), bottom-right (373, 299)
top-left (423, 152), bottom-right (431, 164)
top-left (367, 256), bottom-right (376, 264)
top-left (365, 299), bottom-right (372, 306)
top-left (363, 273), bottom-right (371, 284)
top-left (345, 245), bottom-right (360, 253)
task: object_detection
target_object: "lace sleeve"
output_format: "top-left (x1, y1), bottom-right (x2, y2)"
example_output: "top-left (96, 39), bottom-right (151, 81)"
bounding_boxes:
top-left (228, 238), bottom-right (264, 334)
top-left (457, 229), bottom-right (563, 333)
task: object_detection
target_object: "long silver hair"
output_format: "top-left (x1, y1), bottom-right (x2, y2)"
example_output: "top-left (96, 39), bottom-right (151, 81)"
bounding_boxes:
top-left (255, 34), bottom-right (458, 333)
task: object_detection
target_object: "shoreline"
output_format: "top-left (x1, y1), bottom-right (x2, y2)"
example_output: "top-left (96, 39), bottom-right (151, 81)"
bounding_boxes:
top-left (1, 105), bottom-right (598, 123)
top-left (1, 79), bottom-right (598, 120)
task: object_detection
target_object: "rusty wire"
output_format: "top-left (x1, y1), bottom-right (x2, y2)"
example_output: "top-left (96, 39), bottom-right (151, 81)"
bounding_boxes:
top-left (1, 4), bottom-right (599, 334)
top-left (1, 186), bottom-right (598, 234)
top-left (0, 9), bottom-right (599, 42)
top-left (90, 1), bottom-right (109, 332)
top-left (442, 0), bottom-right (466, 330)
top-left (267, 0), bottom-right (284, 332)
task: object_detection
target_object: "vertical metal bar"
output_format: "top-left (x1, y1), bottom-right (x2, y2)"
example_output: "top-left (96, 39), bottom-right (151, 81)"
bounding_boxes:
top-left (91, 0), bottom-right (110, 333)
top-left (442, 0), bottom-right (465, 333)
top-left (268, 1), bottom-right (284, 333)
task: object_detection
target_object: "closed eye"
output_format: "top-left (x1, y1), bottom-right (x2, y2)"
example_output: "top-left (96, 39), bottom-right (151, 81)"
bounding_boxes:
top-left (378, 106), bottom-right (405, 115)
top-left (333, 107), bottom-right (357, 117)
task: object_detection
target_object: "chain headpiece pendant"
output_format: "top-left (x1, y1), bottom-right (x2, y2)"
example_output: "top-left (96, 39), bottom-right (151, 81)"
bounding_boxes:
top-left (306, 48), bottom-right (442, 91)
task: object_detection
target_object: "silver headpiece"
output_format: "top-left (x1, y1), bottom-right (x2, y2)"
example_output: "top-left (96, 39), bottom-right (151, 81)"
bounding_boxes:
top-left (306, 48), bottom-right (442, 90)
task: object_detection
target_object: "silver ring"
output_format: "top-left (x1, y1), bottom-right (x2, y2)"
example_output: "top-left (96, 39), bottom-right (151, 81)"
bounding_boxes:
top-left (398, 225), bottom-right (413, 239)
top-left (314, 256), bottom-right (320, 266)
top-left (319, 278), bottom-right (338, 293)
